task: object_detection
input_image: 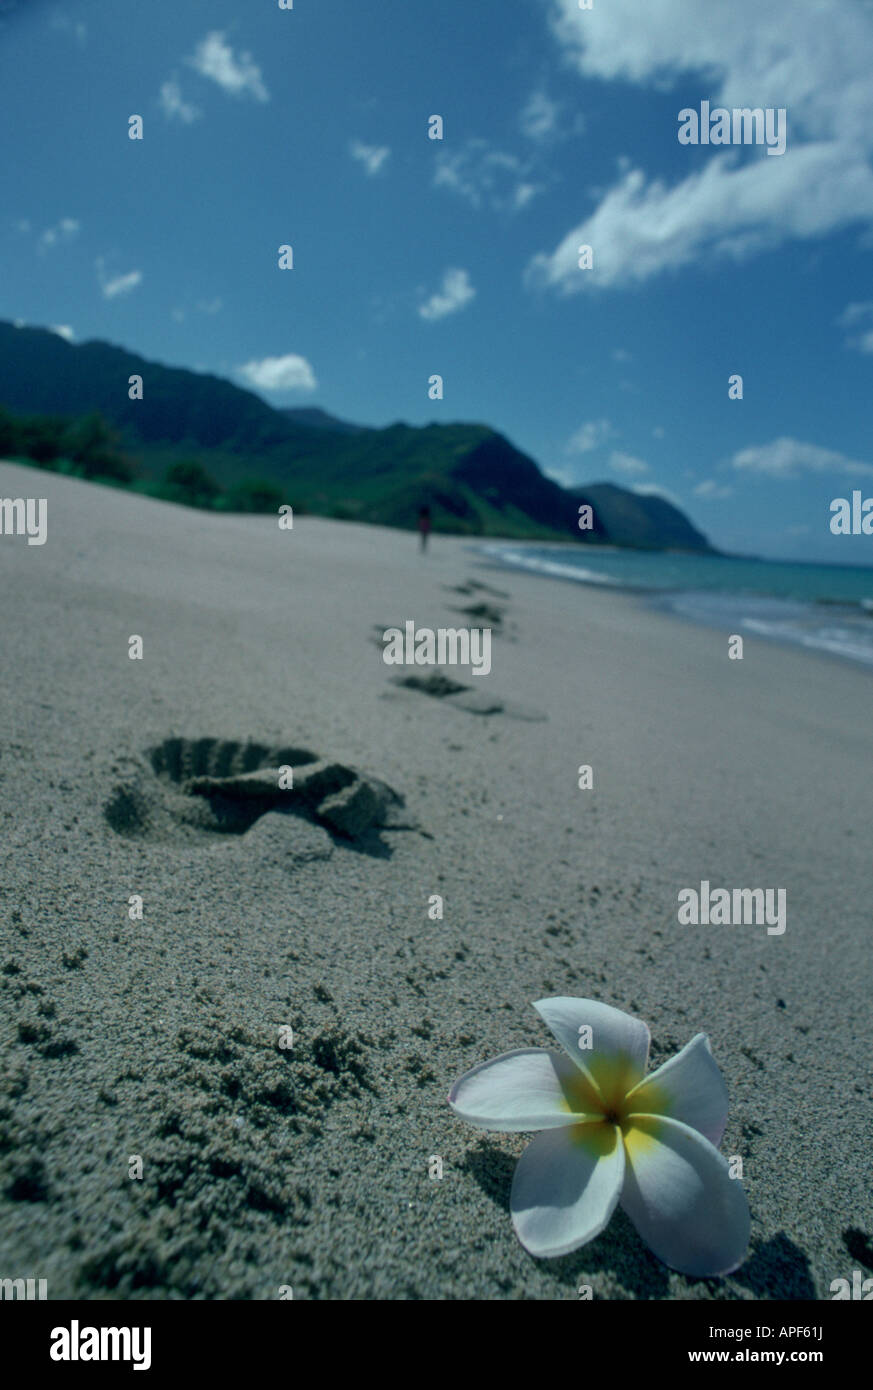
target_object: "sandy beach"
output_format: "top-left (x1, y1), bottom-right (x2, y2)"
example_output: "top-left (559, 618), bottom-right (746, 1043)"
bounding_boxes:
top-left (1, 458), bottom-right (870, 1300)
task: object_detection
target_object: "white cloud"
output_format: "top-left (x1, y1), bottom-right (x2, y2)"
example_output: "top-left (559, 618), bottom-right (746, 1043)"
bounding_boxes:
top-left (237, 354), bottom-right (317, 392)
top-left (544, 464), bottom-right (581, 488)
top-left (731, 437), bottom-right (873, 479)
top-left (611, 347), bottom-right (632, 363)
top-left (838, 301), bottom-right (873, 326)
top-left (531, 0), bottom-right (873, 291)
top-left (693, 479), bottom-right (733, 499)
top-left (188, 31), bottom-right (269, 102)
top-left (566, 418), bottom-right (615, 453)
top-left (610, 449), bottom-right (650, 476)
top-left (160, 78), bottom-right (202, 124)
top-left (632, 482), bottom-right (684, 508)
top-left (96, 258), bottom-right (143, 299)
top-left (103, 270), bottom-right (142, 299)
top-left (38, 217), bottom-right (80, 253)
top-left (652, 425), bottom-right (666, 439)
top-left (350, 140), bottom-right (390, 176)
top-left (529, 148), bottom-right (873, 292)
top-left (520, 91), bottom-right (559, 141)
top-left (434, 139), bottom-right (544, 212)
top-left (15, 319), bottom-right (76, 343)
top-left (172, 298), bottom-right (223, 321)
top-left (838, 301), bottom-right (873, 353)
top-left (418, 268), bottom-right (476, 322)
top-left (512, 183), bottom-right (540, 210)
top-left (50, 13), bottom-right (86, 44)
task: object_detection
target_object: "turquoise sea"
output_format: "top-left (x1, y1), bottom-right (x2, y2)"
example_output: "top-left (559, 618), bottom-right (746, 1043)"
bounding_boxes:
top-left (479, 542), bottom-right (873, 670)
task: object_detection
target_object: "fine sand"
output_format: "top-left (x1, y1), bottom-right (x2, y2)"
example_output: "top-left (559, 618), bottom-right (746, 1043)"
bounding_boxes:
top-left (1, 458), bottom-right (871, 1300)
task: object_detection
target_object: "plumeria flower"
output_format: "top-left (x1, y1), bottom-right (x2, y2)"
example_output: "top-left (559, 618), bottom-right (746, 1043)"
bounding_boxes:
top-left (448, 997), bottom-right (749, 1276)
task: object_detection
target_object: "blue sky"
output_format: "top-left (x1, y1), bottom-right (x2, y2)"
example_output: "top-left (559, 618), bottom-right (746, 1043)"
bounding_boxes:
top-left (2, 0), bottom-right (873, 562)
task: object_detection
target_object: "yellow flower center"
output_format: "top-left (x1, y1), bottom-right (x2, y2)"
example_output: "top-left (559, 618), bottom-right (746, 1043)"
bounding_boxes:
top-left (559, 1054), bottom-right (669, 1148)
top-left (559, 1055), bottom-right (637, 1121)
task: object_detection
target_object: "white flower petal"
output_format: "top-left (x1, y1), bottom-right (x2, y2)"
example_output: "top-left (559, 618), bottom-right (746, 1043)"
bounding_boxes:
top-left (620, 1115), bottom-right (750, 1276)
top-left (448, 1048), bottom-right (602, 1132)
top-left (533, 997), bottom-right (650, 1103)
top-left (626, 1033), bottom-right (729, 1145)
top-left (511, 1120), bottom-right (625, 1258)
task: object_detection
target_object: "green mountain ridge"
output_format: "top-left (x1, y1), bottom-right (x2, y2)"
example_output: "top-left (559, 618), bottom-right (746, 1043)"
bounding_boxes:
top-left (0, 321), bottom-right (715, 551)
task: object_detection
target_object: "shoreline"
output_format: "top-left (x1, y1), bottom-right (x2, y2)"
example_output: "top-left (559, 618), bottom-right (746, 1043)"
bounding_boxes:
top-left (472, 539), bottom-right (873, 674)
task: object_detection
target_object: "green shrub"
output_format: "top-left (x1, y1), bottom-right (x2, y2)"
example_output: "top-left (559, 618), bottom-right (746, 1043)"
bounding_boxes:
top-left (222, 477), bottom-right (286, 513)
top-left (0, 406), bottom-right (22, 457)
top-left (63, 412), bottom-right (132, 481)
top-left (160, 459), bottom-right (222, 508)
top-left (21, 414), bottom-right (68, 465)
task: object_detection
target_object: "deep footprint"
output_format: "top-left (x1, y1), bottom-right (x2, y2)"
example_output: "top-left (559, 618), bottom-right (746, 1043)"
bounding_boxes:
top-left (103, 736), bottom-right (408, 843)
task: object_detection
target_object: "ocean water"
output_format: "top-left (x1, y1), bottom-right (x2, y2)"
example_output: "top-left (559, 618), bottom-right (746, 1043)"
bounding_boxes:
top-left (479, 542), bottom-right (873, 670)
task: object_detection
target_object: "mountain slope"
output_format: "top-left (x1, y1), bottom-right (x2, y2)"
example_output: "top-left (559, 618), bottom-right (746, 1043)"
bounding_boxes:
top-left (578, 483), bottom-right (712, 553)
top-left (0, 322), bottom-right (715, 551)
top-left (280, 407), bottom-right (371, 435)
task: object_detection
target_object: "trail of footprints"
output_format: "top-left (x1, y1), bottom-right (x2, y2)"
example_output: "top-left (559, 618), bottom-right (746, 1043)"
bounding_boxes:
top-left (375, 577), bottom-right (548, 721)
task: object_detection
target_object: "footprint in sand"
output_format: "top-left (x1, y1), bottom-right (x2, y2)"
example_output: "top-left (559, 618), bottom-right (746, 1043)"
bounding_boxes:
top-left (444, 579), bottom-right (516, 638)
top-left (443, 579), bottom-right (510, 600)
top-left (387, 669), bottom-right (547, 721)
top-left (452, 600), bottom-right (505, 627)
top-left (449, 600), bottom-right (519, 643)
top-left (103, 736), bottom-right (412, 847)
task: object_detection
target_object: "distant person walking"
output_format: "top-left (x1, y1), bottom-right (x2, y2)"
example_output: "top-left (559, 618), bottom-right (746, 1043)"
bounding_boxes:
top-left (418, 504), bottom-right (432, 553)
